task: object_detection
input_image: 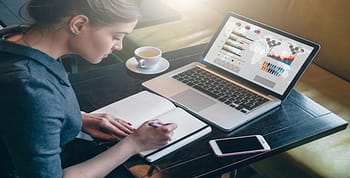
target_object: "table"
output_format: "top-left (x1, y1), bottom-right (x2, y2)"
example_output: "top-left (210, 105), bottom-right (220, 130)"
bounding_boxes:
top-left (69, 44), bottom-right (348, 178)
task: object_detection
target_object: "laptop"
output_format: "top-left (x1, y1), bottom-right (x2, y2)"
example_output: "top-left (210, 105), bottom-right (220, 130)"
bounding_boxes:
top-left (143, 12), bottom-right (320, 132)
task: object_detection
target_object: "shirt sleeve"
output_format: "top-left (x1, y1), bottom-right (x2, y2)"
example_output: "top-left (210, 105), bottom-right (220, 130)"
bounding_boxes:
top-left (1, 77), bottom-right (66, 178)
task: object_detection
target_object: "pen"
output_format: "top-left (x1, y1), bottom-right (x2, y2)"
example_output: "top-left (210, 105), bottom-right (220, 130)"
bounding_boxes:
top-left (148, 122), bottom-right (165, 128)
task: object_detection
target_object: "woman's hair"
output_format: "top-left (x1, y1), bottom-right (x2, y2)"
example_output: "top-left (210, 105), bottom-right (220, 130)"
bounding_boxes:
top-left (25, 0), bottom-right (141, 28)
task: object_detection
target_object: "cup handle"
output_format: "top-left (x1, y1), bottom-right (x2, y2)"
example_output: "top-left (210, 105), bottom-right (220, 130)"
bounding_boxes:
top-left (138, 59), bottom-right (145, 68)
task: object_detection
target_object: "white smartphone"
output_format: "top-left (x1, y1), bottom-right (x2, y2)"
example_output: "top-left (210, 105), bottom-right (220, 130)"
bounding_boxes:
top-left (209, 135), bottom-right (271, 157)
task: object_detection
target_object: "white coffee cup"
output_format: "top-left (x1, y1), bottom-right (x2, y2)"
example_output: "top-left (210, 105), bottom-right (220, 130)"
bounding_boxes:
top-left (134, 46), bottom-right (162, 69)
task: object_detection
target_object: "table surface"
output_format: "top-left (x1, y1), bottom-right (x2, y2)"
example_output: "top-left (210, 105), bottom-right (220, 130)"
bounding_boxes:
top-left (69, 44), bottom-right (348, 178)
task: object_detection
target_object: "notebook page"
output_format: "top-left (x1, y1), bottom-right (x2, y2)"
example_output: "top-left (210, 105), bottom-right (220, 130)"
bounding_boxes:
top-left (92, 91), bottom-right (176, 127)
top-left (140, 107), bottom-right (208, 157)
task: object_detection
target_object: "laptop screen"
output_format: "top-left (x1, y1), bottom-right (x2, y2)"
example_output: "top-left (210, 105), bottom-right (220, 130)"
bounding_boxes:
top-left (204, 14), bottom-right (319, 97)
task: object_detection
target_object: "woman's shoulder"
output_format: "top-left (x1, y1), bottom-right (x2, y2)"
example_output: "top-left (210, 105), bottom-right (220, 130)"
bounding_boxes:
top-left (0, 55), bottom-right (62, 106)
top-left (0, 66), bottom-right (66, 120)
top-left (0, 53), bottom-right (32, 82)
top-left (0, 42), bottom-right (59, 87)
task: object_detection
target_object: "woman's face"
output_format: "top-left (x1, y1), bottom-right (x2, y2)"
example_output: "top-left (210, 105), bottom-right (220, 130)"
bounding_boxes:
top-left (69, 20), bottom-right (138, 64)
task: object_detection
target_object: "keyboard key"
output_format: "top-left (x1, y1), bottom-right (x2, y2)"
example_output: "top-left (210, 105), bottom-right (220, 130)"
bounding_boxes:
top-left (172, 67), bottom-right (269, 112)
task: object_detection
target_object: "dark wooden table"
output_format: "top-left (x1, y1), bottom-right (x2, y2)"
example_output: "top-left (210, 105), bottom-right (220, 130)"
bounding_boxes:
top-left (69, 44), bottom-right (348, 178)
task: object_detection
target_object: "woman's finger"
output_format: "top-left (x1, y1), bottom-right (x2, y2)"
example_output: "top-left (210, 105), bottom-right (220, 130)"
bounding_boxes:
top-left (94, 113), bottom-right (135, 135)
top-left (110, 119), bottom-right (135, 133)
top-left (102, 119), bottom-right (134, 138)
top-left (113, 118), bottom-right (135, 131)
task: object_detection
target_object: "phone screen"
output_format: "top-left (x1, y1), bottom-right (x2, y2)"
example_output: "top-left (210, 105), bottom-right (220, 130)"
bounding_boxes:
top-left (216, 136), bottom-right (264, 153)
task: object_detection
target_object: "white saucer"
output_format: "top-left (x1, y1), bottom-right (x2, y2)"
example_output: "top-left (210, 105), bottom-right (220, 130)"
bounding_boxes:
top-left (125, 57), bottom-right (170, 74)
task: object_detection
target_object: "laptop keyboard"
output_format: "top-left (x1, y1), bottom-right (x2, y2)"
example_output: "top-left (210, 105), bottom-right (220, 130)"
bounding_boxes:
top-left (172, 67), bottom-right (269, 113)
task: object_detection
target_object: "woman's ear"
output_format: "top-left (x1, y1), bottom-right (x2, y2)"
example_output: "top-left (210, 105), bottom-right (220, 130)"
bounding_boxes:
top-left (69, 15), bottom-right (89, 35)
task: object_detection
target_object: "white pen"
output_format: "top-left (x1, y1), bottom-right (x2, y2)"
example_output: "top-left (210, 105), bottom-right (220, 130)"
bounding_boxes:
top-left (148, 122), bottom-right (165, 128)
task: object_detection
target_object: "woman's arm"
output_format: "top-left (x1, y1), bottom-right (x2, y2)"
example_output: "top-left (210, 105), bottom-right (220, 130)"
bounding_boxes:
top-left (62, 135), bottom-right (139, 178)
top-left (63, 120), bottom-right (177, 178)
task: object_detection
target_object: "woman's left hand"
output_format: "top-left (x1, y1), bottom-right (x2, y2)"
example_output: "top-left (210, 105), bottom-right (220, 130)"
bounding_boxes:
top-left (81, 111), bottom-right (135, 141)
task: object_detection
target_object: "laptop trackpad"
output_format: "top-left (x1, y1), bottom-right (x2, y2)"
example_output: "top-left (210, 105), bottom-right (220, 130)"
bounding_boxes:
top-left (171, 89), bottom-right (216, 112)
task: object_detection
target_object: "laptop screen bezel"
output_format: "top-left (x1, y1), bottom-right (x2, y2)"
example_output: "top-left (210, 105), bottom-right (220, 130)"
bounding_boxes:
top-left (199, 12), bottom-right (320, 100)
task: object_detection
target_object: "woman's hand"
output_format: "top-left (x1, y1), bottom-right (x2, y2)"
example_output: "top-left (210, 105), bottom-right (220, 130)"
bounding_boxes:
top-left (81, 111), bottom-right (135, 141)
top-left (126, 119), bottom-right (178, 153)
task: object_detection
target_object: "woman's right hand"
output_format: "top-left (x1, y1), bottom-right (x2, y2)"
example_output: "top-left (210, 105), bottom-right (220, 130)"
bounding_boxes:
top-left (126, 120), bottom-right (178, 153)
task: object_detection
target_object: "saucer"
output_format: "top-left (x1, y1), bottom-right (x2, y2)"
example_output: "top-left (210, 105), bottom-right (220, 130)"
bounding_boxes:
top-left (126, 57), bottom-right (170, 74)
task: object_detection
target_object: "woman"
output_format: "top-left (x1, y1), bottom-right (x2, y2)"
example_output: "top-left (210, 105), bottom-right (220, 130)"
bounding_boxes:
top-left (0, 0), bottom-right (177, 177)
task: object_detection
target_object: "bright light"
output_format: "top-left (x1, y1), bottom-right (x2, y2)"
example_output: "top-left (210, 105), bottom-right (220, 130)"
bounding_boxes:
top-left (168, 0), bottom-right (201, 11)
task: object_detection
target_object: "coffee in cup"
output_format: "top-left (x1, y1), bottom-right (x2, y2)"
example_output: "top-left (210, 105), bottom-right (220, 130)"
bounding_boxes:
top-left (134, 46), bottom-right (162, 69)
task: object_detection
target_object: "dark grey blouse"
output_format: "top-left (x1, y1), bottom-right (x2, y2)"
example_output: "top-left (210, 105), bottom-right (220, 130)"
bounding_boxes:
top-left (0, 26), bottom-right (82, 178)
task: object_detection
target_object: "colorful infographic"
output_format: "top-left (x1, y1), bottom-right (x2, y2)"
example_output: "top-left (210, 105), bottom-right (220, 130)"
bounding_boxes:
top-left (266, 37), bottom-right (305, 65)
top-left (204, 15), bottom-right (314, 95)
top-left (261, 61), bottom-right (286, 77)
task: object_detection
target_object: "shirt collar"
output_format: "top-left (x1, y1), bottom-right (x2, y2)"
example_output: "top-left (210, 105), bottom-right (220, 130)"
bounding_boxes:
top-left (0, 30), bottom-right (71, 87)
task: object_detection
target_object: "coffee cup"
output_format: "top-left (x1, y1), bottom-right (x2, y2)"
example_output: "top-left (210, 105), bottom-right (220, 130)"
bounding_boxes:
top-left (134, 46), bottom-right (162, 69)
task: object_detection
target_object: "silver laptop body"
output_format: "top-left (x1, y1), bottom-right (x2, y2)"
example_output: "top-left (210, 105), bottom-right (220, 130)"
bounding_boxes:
top-left (143, 12), bottom-right (320, 132)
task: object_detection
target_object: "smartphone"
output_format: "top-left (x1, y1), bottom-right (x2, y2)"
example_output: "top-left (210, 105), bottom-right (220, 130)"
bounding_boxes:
top-left (209, 135), bottom-right (271, 157)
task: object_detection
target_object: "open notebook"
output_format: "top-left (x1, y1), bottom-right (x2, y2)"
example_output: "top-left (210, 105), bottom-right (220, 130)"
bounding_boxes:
top-left (77, 91), bottom-right (211, 162)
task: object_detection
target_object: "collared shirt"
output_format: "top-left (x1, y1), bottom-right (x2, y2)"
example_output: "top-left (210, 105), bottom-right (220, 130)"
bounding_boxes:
top-left (0, 26), bottom-right (82, 178)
